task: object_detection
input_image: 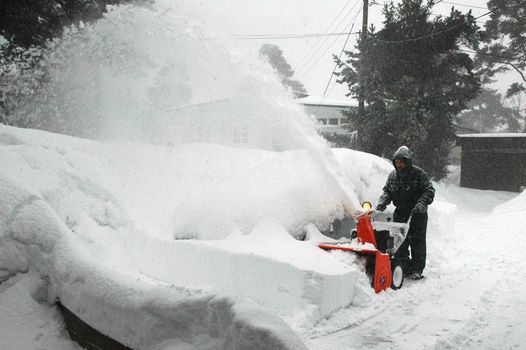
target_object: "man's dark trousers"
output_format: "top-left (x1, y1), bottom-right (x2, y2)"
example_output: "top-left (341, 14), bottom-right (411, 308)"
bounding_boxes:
top-left (394, 211), bottom-right (428, 274)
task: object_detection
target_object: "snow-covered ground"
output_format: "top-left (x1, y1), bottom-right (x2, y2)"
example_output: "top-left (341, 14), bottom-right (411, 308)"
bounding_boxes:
top-left (307, 185), bottom-right (525, 349)
top-left (2, 3), bottom-right (525, 348)
top-left (1, 124), bottom-right (524, 349)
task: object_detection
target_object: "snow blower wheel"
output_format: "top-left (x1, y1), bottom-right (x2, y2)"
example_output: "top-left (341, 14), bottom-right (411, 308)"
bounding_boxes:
top-left (391, 261), bottom-right (404, 290)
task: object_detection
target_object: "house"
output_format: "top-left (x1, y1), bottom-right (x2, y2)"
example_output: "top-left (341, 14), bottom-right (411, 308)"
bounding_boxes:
top-left (456, 133), bottom-right (526, 192)
top-left (154, 95), bottom-right (279, 149)
top-left (297, 96), bottom-right (358, 137)
top-left (153, 94), bottom-right (362, 150)
top-left (154, 94), bottom-right (330, 151)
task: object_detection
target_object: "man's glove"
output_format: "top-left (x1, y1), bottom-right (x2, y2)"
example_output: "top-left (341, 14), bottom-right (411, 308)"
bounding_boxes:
top-left (376, 203), bottom-right (387, 212)
top-left (412, 202), bottom-right (427, 214)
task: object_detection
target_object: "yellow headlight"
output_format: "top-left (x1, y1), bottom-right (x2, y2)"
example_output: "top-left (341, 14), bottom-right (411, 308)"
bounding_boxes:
top-left (361, 201), bottom-right (373, 209)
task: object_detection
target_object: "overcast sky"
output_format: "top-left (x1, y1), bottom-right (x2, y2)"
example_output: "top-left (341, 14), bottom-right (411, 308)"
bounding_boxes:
top-left (175, 0), bottom-right (515, 102)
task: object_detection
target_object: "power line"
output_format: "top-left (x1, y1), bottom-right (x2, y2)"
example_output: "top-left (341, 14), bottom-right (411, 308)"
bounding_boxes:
top-left (236, 1), bottom-right (490, 41)
top-left (296, 20), bottom-right (361, 79)
top-left (438, 1), bottom-right (488, 10)
top-left (326, 5), bottom-right (367, 100)
top-left (237, 0), bottom-right (358, 41)
top-left (459, 48), bottom-right (519, 62)
top-left (236, 32), bottom-right (360, 40)
top-left (369, 7), bottom-right (500, 44)
top-left (316, 6), bottom-right (363, 110)
top-left (297, 3), bottom-right (363, 80)
top-left (294, 0), bottom-right (362, 77)
top-left (372, 0), bottom-right (445, 7)
top-left (430, 10), bottom-right (487, 23)
top-left (373, 0), bottom-right (487, 11)
top-left (292, 0), bottom-right (359, 73)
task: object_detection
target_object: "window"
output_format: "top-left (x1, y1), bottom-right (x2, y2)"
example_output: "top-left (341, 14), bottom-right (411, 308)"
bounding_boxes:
top-left (197, 125), bottom-right (211, 143)
top-left (328, 118), bottom-right (339, 125)
top-left (233, 125), bottom-right (248, 144)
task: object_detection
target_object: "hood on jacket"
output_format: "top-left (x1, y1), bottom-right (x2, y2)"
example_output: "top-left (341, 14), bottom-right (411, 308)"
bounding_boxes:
top-left (392, 145), bottom-right (413, 169)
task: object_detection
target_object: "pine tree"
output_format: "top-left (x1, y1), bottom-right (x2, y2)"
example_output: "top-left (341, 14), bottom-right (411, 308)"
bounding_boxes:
top-left (460, 88), bottom-right (520, 132)
top-left (259, 44), bottom-right (308, 98)
top-left (0, 0), bottom-right (140, 49)
top-left (335, 0), bottom-right (481, 179)
top-left (477, 0), bottom-right (526, 99)
top-left (0, 0), bottom-right (148, 128)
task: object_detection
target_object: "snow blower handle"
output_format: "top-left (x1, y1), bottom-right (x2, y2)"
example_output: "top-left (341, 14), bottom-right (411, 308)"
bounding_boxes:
top-left (404, 214), bottom-right (413, 234)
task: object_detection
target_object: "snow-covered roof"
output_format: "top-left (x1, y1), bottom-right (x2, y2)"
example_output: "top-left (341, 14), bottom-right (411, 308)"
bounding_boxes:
top-left (457, 133), bottom-right (526, 138)
top-left (297, 95), bottom-right (359, 107)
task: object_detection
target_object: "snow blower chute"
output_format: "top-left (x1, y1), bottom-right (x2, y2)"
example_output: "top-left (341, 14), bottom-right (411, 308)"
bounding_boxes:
top-left (318, 201), bottom-right (410, 293)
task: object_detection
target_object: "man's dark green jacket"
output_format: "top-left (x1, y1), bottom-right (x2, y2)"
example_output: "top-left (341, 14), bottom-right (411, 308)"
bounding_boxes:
top-left (378, 146), bottom-right (435, 215)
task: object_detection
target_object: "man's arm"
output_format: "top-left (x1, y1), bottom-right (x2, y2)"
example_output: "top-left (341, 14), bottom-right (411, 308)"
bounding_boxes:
top-left (415, 170), bottom-right (435, 209)
top-left (376, 178), bottom-right (392, 211)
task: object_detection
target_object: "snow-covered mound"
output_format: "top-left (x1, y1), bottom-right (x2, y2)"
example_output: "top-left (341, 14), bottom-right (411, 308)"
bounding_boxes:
top-left (493, 190), bottom-right (526, 214)
top-left (0, 125), bottom-right (389, 348)
top-left (1, 124), bottom-right (473, 349)
top-left (0, 274), bottom-right (80, 350)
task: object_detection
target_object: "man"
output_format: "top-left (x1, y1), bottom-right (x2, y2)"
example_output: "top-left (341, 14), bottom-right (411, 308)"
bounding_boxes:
top-left (376, 146), bottom-right (435, 280)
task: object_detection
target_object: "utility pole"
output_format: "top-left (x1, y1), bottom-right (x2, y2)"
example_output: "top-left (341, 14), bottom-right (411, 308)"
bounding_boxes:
top-left (361, 0), bottom-right (369, 50)
top-left (357, 0), bottom-right (369, 149)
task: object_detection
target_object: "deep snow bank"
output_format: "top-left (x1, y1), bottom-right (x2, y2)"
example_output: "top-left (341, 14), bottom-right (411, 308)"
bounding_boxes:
top-left (122, 221), bottom-right (358, 327)
top-left (0, 125), bottom-right (462, 349)
top-left (0, 176), bottom-right (306, 349)
top-left (0, 273), bottom-right (80, 350)
top-left (493, 190), bottom-right (526, 214)
top-left (0, 125), bottom-right (372, 348)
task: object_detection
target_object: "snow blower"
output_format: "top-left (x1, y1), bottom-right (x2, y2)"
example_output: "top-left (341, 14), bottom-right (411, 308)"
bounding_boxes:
top-left (318, 201), bottom-right (411, 293)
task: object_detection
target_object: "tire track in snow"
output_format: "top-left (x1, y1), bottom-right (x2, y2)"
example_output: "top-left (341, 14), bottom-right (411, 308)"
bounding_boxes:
top-left (306, 192), bottom-right (524, 350)
top-left (425, 211), bottom-right (526, 350)
top-left (424, 272), bottom-right (507, 349)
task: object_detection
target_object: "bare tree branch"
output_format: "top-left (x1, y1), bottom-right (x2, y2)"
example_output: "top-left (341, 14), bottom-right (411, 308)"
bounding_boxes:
top-left (506, 61), bottom-right (526, 84)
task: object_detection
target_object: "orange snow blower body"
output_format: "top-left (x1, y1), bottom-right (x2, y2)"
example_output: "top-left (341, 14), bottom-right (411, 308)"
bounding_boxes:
top-left (318, 201), bottom-right (411, 293)
top-left (319, 213), bottom-right (392, 293)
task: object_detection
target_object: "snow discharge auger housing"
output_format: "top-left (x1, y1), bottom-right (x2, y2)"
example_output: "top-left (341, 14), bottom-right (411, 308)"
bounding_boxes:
top-left (318, 202), bottom-right (410, 293)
